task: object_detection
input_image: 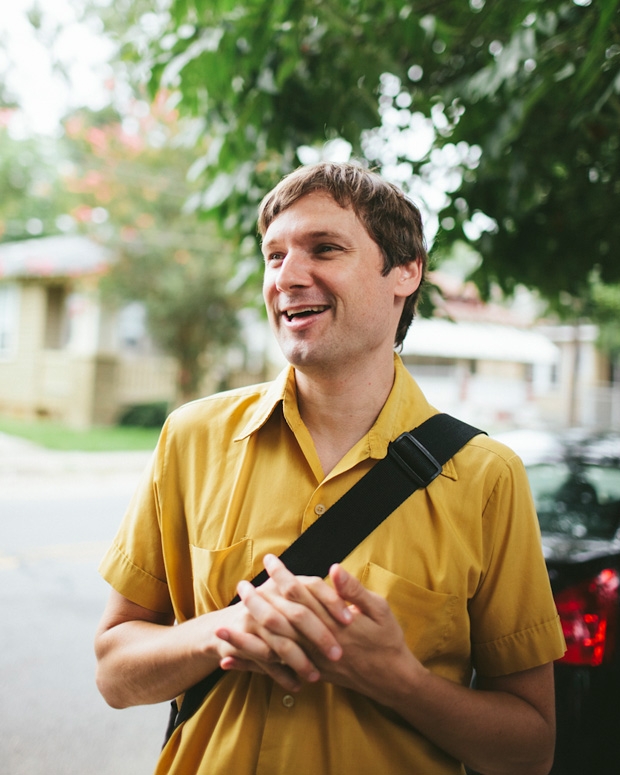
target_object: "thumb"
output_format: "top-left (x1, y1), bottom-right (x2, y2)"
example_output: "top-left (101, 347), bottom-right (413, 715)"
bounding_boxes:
top-left (329, 564), bottom-right (382, 620)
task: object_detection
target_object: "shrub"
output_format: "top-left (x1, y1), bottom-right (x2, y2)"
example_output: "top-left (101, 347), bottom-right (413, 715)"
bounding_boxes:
top-left (117, 402), bottom-right (169, 429)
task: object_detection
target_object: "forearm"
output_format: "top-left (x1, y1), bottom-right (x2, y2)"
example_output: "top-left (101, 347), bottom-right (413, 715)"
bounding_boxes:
top-left (95, 614), bottom-right (222, 709)
top-left (374, 659), bottom-right (555, 775)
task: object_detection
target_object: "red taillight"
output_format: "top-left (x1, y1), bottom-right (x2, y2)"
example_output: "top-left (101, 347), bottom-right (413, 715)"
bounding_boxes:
top-left (555, 568), bottom-right (619, 666)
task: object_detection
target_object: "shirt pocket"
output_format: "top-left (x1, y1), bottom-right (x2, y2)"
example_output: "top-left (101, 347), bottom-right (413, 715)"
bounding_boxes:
top-left (360, 561), bottom-right (459, 666)
top-left (189, 538), bottom-right (254, 614)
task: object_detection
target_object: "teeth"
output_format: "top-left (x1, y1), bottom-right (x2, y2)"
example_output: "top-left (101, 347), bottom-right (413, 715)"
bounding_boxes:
top-left (285, 306), bottom-right (328, 319)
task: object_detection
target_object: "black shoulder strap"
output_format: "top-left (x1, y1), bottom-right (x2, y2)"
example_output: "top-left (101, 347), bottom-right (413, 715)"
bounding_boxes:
top-left (167, 413), bottom-right (484, 737)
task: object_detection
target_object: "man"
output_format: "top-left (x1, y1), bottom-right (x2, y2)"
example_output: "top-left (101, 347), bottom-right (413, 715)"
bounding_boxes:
top-left (95, 162), bottom-right (565, 775)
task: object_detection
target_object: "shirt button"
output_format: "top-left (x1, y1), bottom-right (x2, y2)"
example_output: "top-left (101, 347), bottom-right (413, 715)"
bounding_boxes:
top-left (314, 504), bottom-right (326, 515)
top-left (282, 694), bottom-right (295, 708)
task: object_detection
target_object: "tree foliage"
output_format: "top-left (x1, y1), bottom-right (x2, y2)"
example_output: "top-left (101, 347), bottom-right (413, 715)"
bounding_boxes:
top-left (112, 0), bottom-right (620, 305)
top-left (591, 278), bottom-right (620, 369)
top-left (61, 98), bottom-right (243, 402)
top-left (0, 112), bottom-right (73, 242)
top-left (417, 0), bottom-right (620, 302)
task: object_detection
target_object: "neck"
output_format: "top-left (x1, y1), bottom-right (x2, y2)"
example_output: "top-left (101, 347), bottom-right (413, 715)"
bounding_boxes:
top-left (294, 352), bottom-right (397, 475)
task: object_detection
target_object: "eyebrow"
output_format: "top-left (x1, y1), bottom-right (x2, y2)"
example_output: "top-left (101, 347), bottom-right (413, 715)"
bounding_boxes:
top-left (262, 229), bottom-right (347, 251)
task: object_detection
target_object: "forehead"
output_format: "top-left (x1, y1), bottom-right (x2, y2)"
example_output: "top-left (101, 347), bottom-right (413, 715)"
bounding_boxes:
top-left (262, 192), bottom-right (362, 245)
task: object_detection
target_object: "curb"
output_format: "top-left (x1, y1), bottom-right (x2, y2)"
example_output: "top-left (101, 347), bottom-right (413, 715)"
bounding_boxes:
top-left (0, 433), bottom-right (152, 499)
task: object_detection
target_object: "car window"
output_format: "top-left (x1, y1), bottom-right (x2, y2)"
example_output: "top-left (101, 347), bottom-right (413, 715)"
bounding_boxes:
top-left (587, 466), bottom-right (620, 503)
top-left (526, 463), bottom-right (620, 540)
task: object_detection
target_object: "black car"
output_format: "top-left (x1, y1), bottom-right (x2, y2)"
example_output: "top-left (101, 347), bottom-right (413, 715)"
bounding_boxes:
top-left (497, 429), bottom-right (620, 774)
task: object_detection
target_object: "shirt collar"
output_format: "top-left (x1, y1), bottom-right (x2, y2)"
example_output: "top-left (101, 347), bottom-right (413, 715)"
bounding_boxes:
top-left (234, 365), bottom-right (294, 442)
top-left (363, 355), bottom-right (457, 480)
top-left (366, 353), bottom-right (438, 458)
top-left (233, 355), bottom-right (455, 478)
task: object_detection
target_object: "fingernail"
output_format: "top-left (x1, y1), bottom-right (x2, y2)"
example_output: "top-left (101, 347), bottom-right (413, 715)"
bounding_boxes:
top-left (341, 607), bottom-right (353, 623)
top-left (328, 645), bottom-right (342, 661)
top-left (308, 670), bottom-right (321, 682)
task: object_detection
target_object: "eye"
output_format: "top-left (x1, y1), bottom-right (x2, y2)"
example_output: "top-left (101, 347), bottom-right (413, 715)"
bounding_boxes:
top-left (265, 252), bottom-right (284, 265)
top-left (315, 244), bottom-right (340, 256)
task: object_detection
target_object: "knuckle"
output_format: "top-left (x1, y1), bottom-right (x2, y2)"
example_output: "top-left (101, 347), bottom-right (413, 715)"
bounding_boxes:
top-left (280, 578), bottom-right (302, 601)
top-left (277, 640), bottom-right (298, 662)
top-left (262, 610), bottom-right (282, 630)
top-left (303, 576), bottom-right (323, 591)
top-left (287, 605), bottom-right (308, 627)
top-left (316, 633), bottom-right (335, 654)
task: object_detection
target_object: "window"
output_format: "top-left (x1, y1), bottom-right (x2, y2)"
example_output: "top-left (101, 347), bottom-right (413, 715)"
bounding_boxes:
top-left (0, 283), bottom-right (20, 360)
top-left (44, 285), bottom-right (69, 350)
top-left (527, 462), bottom-right (620, 541)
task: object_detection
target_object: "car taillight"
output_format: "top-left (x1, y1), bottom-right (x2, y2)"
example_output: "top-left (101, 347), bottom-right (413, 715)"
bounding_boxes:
top-left (555, 568), bottom-right (619, 666)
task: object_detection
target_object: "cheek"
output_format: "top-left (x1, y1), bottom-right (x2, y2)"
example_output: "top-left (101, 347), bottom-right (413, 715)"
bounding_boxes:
top-left (262, 282), bottom-right (280, 327)
top-left (262, 274), bottom-right (274, 304)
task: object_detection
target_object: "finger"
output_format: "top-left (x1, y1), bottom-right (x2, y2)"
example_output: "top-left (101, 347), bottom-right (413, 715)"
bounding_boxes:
top-left (264, 554), bottom-right (353, 627)
top-left (220, 655), bottom-right (264, 673)
top-left (217, 623), bottom-right (319, 684)
top-left (329, 564), bottom-right (385, 621)
top-left (215, 626), bottom-right (277, 662)
top-left (263, 554), bottom-right (352, 630)
top-left (236, 583), bottom-right (326, 680)
top-left (301, 576), bottom-right (353, 625)
top-left (262, 555), bottom-right (322, 610)
top-left (237, 580), bottom-right (298, 640)
top-left (259, 558), bottom-right (344, 661)
top-left (260, 628), bottom-right (323, 682)
top-left (263, 663), bottom-right (305, 692)
top-left (220, 656), bottom-right (303, 692)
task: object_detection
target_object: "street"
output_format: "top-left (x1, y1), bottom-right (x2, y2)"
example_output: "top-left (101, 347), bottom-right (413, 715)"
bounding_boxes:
top-left (0, 438), bottom-right (166, 775)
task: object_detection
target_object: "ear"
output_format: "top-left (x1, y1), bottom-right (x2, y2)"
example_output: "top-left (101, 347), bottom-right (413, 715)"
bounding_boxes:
top-left (394, 259), bottom-right (423, 299)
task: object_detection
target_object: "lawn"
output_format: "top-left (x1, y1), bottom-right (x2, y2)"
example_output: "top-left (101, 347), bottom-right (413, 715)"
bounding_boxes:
top-left (0, 416), bottom-right (161, 451)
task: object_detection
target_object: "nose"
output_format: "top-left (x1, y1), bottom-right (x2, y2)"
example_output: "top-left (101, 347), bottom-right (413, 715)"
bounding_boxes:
top-left (274, 250), bottom-right (312, 292)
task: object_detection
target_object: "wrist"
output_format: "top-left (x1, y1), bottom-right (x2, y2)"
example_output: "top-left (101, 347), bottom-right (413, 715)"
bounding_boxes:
top-left (182, 610), bottom-right (228, 669)
top-left (376, 650), bottom-right (430, 710)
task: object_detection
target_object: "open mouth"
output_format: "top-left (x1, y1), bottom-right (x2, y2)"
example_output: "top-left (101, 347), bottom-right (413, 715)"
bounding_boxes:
top-left (284, 305), bottom-right (329, 321)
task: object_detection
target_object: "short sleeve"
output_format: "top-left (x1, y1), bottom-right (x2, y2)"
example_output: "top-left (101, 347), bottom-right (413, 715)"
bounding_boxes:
top-left (98, 428), bottom-right (173, 615)
top-left (469, 453), bottom-right (566, 676)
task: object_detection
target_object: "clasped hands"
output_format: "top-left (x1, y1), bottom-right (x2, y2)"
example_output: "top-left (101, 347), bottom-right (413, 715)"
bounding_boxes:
top-left (214, 554), bottom-right (416, 702)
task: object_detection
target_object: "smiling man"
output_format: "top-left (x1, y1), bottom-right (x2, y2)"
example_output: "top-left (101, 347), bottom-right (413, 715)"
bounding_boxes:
top-left (262, 191), bottom-right (417, 373)
top-left (95, 162), bottom-right (565, 775)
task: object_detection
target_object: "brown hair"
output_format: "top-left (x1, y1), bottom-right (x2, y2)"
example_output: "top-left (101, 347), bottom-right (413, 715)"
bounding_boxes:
top-left (258, 162), bottom-right (427, 347)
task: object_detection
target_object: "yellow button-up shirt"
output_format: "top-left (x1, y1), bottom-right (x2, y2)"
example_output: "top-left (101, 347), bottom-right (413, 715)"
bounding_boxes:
top-left (100, 355), bottom-right (565, 775)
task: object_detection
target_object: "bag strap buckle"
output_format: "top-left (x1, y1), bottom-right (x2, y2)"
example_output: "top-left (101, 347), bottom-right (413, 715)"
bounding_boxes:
top-left (388, 432), bottom-right (443, 488)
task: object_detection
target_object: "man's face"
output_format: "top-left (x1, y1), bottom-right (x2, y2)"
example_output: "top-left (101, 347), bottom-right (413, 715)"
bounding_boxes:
top-left (261, 191), bottom-right (421, 376)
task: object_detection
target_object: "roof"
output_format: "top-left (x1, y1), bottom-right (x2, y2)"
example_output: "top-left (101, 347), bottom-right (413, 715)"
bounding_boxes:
top-left (0, 235), bottom-right (112, 279)
top-left (402, 318), bottom-right (559, 365)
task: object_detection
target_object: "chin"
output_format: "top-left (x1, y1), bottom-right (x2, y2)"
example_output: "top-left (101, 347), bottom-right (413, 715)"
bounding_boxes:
top-left (281, 345), bottom-right (333, 372)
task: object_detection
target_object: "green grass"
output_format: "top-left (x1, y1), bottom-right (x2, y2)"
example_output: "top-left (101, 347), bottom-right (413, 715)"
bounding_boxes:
top-left (0, 416), bottom-right (161, 451)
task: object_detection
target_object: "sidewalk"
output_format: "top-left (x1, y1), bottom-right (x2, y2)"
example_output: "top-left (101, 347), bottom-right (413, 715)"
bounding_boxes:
top-left (0, 432), bottom-right (152, 499)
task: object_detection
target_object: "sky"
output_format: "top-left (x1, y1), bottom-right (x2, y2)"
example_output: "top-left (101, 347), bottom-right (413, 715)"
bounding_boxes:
top-left (1, 0), bottom-right (115, 135)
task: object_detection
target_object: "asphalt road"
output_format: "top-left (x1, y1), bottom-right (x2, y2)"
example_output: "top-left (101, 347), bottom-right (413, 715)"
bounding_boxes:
top-left (0, 437), bottom-right (166, 775)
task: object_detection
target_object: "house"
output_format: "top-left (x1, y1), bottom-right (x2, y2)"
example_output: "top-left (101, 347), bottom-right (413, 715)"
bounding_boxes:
top-left (400, 273), bottom-right (619, 432)
top-left (536, 321), bottom-right (619, 430)
top-left (401, 317), bottom-right (560, 430)
top-left (0, 234), bottom-right (176, 428)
